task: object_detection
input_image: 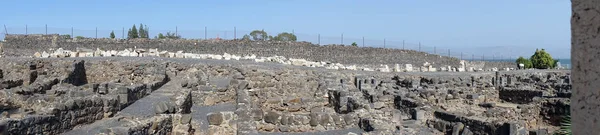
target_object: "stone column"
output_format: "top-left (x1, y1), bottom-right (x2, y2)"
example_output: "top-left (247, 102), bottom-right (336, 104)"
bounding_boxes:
top-left (571, 0), bottom-right (600, 134)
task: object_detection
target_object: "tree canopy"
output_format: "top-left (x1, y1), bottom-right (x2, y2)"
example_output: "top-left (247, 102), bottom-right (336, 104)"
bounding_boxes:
top-left (128, 25), bottom-right (139, 39)
top-left (530, 49), bottom-right (555, 69)
top-left (109, 31), bottom-right (115, 39)
top-left (517, 48), bottom-right (558, 69)
top-left (273, 32), bottom-right (297, 41)
top-left (249, 30), bottom-right (268, 41)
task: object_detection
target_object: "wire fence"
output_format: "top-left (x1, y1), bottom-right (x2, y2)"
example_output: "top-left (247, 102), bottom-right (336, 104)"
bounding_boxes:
top-left (0, 24), bottom-right (571, 69)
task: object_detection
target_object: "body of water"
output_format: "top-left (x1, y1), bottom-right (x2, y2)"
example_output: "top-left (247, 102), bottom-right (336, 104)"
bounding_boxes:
top-left (473, 59), bottom-right (572, 69)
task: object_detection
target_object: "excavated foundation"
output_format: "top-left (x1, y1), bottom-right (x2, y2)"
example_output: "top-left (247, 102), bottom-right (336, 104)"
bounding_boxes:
top-left (0, 58), bottom-right (570, 135)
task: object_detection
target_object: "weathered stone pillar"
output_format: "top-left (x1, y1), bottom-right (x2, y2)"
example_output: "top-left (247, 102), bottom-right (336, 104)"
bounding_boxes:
top-left (571, 0), bottom-right (600, 134)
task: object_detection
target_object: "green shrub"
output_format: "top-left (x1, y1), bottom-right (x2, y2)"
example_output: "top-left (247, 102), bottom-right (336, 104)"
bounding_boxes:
top-left (516, 56), bottom-right (533, 69)
top-left (62, 34), bottom-right (72, 39)
top-left (242, 34), bottom-right (251, 41)
top-left (530, 49), bottom-right (555, 69)
top-left (351, 42), bottom-right (358, 46)
top-left (75, 36), bottom-right (85, 39)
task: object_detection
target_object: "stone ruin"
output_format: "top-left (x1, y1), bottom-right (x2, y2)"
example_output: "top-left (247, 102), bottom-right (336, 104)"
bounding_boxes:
top-left (32, 47), bottom-right (516, 74)
top-left (0, 57), bottom-right (570, 135)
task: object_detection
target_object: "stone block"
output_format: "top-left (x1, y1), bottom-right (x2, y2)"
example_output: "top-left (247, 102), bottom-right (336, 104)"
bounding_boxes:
top-left (41, 51), bottom-right (50, 58)
top-left (154, 101), bottom-right (175, 114)
top-left (405, 64), bottom-right (413, 72)
top-left (452, 122), bottom-right (465, 135)
top-left (530, 129), bottom-right (548, 135)
top-left (466, 94), bottom-right (480, 100)
top-left (411, 109), bottom-right (425, 121)
top-left (462, 127), bottom-right (474, 135)
top-left (310, 113), bottom-right (320, 127)
top-left (207, 112), bottom-right (224, 125)
top-left (180, 114), bottom-right (192, 124)
top-left (209, 76), bottom-right (232, 92)
top-left (373, 102), bottom-right (385, 109)
top-left (250, 109), bottom-right (263, 121)
top-left (264, 111), bottom-right (281, 124)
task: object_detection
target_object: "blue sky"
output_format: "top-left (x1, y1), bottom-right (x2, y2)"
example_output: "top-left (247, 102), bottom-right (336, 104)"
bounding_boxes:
top-left (1, 0), bottom-right (571, 59)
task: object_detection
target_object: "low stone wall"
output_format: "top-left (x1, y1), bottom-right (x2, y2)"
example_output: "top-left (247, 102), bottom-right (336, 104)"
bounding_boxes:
top-left (1, 34), bottom-right (516, 69)
top-left (433, 111), bottom-right (525, 135)
top-left (499, 89), bottom-right (544, 104)
top-left (540, 98), bottom-right (570, 126)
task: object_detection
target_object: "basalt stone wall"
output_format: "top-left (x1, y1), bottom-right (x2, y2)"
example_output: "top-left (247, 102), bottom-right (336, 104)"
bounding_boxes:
top-left (498, 89), bottom-right (544, 104)
top-left (2, 34), bottom-right (516, 68)
top-left (540, 98), bottom-right (570, 126)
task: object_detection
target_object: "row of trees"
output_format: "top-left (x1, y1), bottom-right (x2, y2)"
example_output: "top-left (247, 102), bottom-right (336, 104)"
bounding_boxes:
top-left (242, 30), bottom-right (297, 41)
top-left (108, 24), bottom-right (180, 39)
top-left (108, 28), bottom-right (298, 41)
top-left (515, 49), bottom-right (559, 69)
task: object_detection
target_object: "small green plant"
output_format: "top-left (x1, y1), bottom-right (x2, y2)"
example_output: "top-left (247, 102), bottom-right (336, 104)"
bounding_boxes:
top-left (75, 36), bottom-right (85, 39)
top-left (351, 42), bottom-right (358, 46)
top-left (554, 115), bottom-right (571, 135)
top-left (156, 32), bottom-right (181, 39)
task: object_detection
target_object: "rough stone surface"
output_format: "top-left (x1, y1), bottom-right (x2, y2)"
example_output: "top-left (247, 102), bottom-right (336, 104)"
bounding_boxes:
top-left (0, 56), bottom-right (570, 135)
top-left (571, 0), bottom-right (600, 134)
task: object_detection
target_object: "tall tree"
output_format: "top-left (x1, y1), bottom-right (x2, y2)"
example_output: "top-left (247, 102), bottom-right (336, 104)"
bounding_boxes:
top-left (139, 23), bottom-right (145, 38)
top-left (110, 31), bottom-right (115, 39)
top-left (128, 24), bottom-right (139, 39)
top-left (144, 25), bottom-right (149, 38)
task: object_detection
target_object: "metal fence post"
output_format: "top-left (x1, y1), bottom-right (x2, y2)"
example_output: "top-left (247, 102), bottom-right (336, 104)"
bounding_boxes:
top-left (403, 40), bottom-right (405, 50)
top-left (95, 27), bottom-right (98, 38)
top-left (4, 25), bottom-right (8, 34)
top-left (318, 34), bottom-right (320, 45)
top-left (71, 27), bottom-right (73, 38)
top-left (448, 49), bottom-right (450, 57)
top-left (175, 26), bottom-right (178, 37)
top-left (25, 25), bottom-right (28, 34)
top-left (45, 24), bottom-right (47, 35)
top-left (341, 33), bottom-right (344, 45)
top-left (362, 36), bottom-right (364, 47)
top-left (384, 38), bottom-right (386, 48)
top-left (122, 27), bottom-right (124, 39)
top-left (234, 27), bottom-right (236, 40)
top-left (204, 27), bottom-right (207, 39)
top-left (419, 42), bottom-right (421, 52)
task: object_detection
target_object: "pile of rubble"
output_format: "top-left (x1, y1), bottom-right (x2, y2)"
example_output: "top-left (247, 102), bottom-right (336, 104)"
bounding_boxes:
top-left (33, 48), bottom-right (516, 73)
